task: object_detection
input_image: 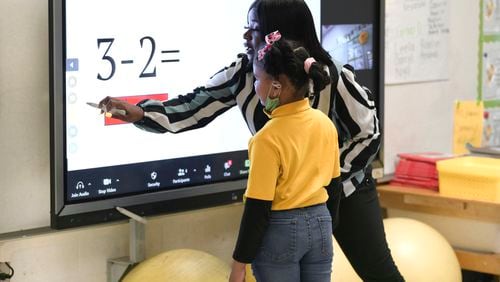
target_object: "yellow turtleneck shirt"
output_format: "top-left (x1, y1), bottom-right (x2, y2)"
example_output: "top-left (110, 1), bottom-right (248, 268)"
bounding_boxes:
top-left (245, 98), bottom-right (340, 210)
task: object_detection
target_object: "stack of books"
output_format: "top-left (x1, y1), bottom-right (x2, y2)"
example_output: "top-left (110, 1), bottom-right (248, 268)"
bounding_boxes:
top-left (390, 152), bottom-right (453, 191)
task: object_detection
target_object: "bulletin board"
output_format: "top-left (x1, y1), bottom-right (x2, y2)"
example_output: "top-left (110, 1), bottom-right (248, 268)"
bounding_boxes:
top-left (480, 0), bottom-right (500, 146)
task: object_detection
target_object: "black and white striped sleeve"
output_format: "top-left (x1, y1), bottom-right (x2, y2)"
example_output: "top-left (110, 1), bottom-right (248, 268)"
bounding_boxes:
top-left (335, 64), bottom-right (381, 195)
top-left (133, 54), bottom-right (250, 134)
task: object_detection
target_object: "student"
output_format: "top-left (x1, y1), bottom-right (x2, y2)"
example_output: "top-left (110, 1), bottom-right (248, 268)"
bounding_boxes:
top-left (99, 1), bottom-right (403, 280)
top-left (228, 31), bottom-right (339, 282)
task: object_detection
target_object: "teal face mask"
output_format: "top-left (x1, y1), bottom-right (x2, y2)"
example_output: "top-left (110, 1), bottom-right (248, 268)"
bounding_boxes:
top-left (264, 81), bottom-right (281, 114)
top-left (264, 96), bottom-right (280, 113)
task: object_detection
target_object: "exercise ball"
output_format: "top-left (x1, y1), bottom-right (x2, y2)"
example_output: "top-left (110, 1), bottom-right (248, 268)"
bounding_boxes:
top-left (122, 249), bottom-right (230, 282)
top-left (245, 264), bottom-right (256, 282)
top-left (383, 218), bottom-right (461, 282)
top-left (332, 218), bottom-right (461, 282)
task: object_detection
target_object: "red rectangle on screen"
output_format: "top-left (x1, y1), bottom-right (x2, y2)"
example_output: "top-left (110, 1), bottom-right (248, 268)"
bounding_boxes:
top-left (104, 93), bottom-right (168, 125)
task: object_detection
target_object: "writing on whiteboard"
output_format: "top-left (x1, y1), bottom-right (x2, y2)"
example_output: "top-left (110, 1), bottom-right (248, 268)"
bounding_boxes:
top-left (386, 0), bottom-right (450, 84)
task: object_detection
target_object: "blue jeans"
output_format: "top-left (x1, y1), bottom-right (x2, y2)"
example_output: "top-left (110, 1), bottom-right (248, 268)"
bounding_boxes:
top-left (251, 204), bottom-right (333, 282)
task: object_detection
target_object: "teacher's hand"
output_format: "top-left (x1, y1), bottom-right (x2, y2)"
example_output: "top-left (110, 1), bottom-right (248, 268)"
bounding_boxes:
top-left (98, 96), bottom-right (144, 123)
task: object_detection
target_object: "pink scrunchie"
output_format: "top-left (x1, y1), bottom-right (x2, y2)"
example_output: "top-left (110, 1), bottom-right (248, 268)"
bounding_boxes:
top-left (304, 57), bottom-right (316, 74)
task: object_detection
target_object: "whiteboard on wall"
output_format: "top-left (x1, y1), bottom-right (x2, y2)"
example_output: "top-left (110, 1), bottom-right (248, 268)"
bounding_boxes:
top-left (385, 0), bottom-right (450, 84)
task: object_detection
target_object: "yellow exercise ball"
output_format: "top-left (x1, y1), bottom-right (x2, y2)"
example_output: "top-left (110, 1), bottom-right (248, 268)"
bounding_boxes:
top-left (331, 218), bottom-right (461, 282)
top-left (245, 264), bottom-right (256, 282)
top-left (122, 249), bottom-right (230, 282)
top-left (383, 218), bottom-right (461, 282)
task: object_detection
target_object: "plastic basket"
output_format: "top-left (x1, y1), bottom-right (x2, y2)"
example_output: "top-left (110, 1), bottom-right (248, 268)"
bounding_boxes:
top-left (436, 156), bottom-right (500, 203)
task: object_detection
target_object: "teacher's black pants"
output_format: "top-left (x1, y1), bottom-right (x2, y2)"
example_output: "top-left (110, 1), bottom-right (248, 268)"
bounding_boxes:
top-left (332, 175), bottom-right (405, 282)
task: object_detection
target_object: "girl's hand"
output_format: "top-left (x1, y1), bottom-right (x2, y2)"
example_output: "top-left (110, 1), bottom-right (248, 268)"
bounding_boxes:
top-left (229, 260), bottom-right (246, 282)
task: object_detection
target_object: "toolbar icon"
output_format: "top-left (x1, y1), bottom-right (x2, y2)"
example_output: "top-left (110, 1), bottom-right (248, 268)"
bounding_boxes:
top-left (205, 165), bottom-right (211, 173)
top-left (76, 181), bottom-right (85, 190)
top-left (66, 58), bottom-right (79, 71)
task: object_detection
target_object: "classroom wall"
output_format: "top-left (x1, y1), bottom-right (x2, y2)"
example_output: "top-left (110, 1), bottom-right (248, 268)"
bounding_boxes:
top-left (0, 0), bottom-right (51, 233)
top-left (0, 0), bottom-right (480, 281)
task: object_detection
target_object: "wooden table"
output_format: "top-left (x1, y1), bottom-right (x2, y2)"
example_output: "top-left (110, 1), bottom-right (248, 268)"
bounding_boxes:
top-left (377, 184), bottom-right (500, 276)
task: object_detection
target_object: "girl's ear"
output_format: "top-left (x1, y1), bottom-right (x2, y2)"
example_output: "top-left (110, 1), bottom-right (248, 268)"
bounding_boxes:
top-left (270, 81), bottom-right (282, 98)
